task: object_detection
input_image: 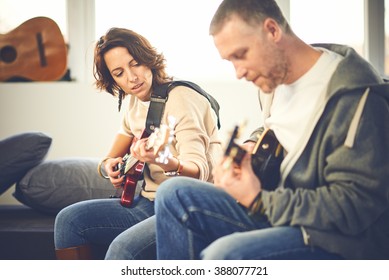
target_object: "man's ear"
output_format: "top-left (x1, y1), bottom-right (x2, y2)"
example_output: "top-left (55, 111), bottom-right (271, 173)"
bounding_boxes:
top-left (263, 18), bottom-right (282, 42)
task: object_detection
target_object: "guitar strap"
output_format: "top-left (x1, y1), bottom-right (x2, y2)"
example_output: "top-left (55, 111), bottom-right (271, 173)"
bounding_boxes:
top-left (145, 83), bottom-right (169, 135)
top-left (145, 80), bottom-right (221, 135)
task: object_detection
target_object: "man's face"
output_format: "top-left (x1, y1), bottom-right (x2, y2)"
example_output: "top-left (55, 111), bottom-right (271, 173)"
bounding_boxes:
top-left (213, 15), bottom-right (288, 93)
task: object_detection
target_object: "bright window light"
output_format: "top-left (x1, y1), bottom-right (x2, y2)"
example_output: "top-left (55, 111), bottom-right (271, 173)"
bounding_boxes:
top-left (290, 0), bottom-right (364, 56)
top-left (95, 0), bottom-right (235, 82)
top-left (0, 0), bottom-right (67, 39)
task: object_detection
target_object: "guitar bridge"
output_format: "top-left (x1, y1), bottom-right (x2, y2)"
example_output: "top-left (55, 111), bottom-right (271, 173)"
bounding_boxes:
top-left (36, 32), bottom-right (47, 67)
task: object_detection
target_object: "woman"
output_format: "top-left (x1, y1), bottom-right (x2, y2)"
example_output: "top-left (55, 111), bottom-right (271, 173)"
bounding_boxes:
top-left (54, 27), bottom-right (222, 259)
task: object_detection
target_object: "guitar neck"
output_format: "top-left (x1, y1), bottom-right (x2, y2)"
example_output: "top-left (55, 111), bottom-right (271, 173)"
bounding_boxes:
top-left (224, 125), bottom-right (247, 166)
top-left (121, 125), bottom-right (172, 175)
top-left (120, 131), bottom-right (149, 175)
top-left (122, 155), bottom-right (140, 175)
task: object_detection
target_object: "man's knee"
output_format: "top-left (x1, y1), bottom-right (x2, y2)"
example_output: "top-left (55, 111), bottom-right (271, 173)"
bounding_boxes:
top-left (156, 177), bottom-right (195, 204)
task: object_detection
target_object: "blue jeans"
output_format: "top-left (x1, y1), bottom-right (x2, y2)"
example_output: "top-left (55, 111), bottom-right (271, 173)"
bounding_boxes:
top-left (54, 195), bottom-right (156, 259)
top-left (105, 215), bottom-right (156, 259)
top-left (155, 177), bottom-right (343, 260)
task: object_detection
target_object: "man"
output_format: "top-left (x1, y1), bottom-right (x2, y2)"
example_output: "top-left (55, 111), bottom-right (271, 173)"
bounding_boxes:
top-left (155, 0), bottom-right (389, 259)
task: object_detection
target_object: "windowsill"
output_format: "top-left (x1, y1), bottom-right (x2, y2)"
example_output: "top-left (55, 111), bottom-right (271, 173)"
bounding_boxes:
top-left (0, 80), bottom-right (97, 94)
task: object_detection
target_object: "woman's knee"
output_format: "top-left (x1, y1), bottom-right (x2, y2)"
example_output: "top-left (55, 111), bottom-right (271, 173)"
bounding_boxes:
top-left (201, 234), bottom-right (244, 260)
top-left (54, 203), bottom-right (86, 248)
top-left (105, 238), bottom-right (135, 260)
top-left (105, 217), bottom-right (157, 260)
top-left (55, 203), bottom-right (79, 229)
top-left (54, 200), bottom-right (104, 239)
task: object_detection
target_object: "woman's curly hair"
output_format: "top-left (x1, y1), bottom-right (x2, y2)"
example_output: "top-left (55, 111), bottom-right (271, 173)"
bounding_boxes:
top-left (93, 28), bottom-right (171, 111)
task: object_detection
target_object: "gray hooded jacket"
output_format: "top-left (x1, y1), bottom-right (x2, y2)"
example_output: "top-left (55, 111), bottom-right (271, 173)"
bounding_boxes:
top-left (253, 44), bottom-right (389, 259)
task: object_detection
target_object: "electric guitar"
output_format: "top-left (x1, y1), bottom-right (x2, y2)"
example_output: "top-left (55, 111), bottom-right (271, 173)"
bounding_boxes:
top-left (224, 125), bottom-right (284, 191)
top-left (118, 117), bottom-right (176, 207)
top-left (0, 16), bottom-right (67, 81)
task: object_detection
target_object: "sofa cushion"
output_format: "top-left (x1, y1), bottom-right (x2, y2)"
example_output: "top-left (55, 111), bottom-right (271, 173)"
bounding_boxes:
top-left (13, 157), bottom-right (115, 214)
top-left (0, 132), bottom-right (52, 195)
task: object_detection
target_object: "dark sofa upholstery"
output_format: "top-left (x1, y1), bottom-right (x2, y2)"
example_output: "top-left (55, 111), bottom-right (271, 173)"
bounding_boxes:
top-left (0, 205), bottom-right (56, 260)
top-left (0, 204), bottom-right (110, 260)
top-left (0, 133), bottom-right (139, 260)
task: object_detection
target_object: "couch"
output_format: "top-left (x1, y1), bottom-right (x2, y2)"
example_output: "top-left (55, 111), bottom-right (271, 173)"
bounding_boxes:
top-left (0, 204), bottom-right (56, 259)
top-left (0, 132), bottom-right (117, 259)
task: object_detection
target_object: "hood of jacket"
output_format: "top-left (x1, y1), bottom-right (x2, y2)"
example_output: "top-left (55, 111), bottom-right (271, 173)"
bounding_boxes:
top-left (273, 44), bottom-right (389, 184)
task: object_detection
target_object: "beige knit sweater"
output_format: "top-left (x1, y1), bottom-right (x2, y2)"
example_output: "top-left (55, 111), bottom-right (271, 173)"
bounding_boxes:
top-left (119, 85), bottom-right (222, 200)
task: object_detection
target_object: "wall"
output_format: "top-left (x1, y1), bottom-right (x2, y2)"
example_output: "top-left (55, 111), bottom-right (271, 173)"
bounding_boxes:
top-left (0, 79), bottom-right (262, 205)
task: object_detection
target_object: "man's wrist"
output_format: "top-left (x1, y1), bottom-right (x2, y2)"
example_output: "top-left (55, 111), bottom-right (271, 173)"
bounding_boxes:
top-left (248, 191), bottom-right (265, 216)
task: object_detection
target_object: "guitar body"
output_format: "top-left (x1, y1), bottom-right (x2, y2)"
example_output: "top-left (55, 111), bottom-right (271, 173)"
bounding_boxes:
top-left (251, 129), bottom-right (283, 190)
top-left (0, 16), bottom-right (67, 81)
top-left (117, 119), bottom-right (176, 207)
top-left (225, 127), bottom-right (283, 191)
top-left (119, 130), bottom-right (149, 208)
top-left (120, 162), bottom-right (145, 207)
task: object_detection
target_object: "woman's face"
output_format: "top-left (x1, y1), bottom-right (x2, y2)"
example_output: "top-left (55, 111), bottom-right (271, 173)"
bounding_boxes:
top-left (104, 46), bottom-right (153, 101)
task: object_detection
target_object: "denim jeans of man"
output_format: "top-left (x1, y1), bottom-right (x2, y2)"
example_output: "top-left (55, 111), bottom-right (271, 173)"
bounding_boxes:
top-left (54, 195), bottom-right (156, 259)
top-left (155, 177), bottom-right (343, 260)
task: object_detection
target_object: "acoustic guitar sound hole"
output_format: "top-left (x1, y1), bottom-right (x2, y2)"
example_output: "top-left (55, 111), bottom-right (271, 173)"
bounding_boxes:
top-left (0, 46), bottom-right (17, 63)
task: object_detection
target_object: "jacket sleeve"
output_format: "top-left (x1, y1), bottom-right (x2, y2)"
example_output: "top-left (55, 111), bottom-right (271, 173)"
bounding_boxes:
top-left (262, 89), bottom-right (389, 236)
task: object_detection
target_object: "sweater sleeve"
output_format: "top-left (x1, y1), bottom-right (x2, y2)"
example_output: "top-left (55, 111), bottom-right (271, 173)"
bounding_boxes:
top-left (162, 86), bottom-right (221, 181)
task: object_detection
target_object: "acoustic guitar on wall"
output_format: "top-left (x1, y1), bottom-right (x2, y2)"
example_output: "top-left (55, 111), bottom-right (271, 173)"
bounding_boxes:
top-left (0, 16), bottom-right (67, 81)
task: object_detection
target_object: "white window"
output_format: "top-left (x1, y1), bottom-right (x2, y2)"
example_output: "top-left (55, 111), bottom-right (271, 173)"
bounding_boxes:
top-left (95, 0), bottom-right (233, 81)
top-left (0, 0), bottom-right (67, 39)
top-left (0, 0), bottom-right (383, 80)
top-left (290, 0), bottom-right (364, 56)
